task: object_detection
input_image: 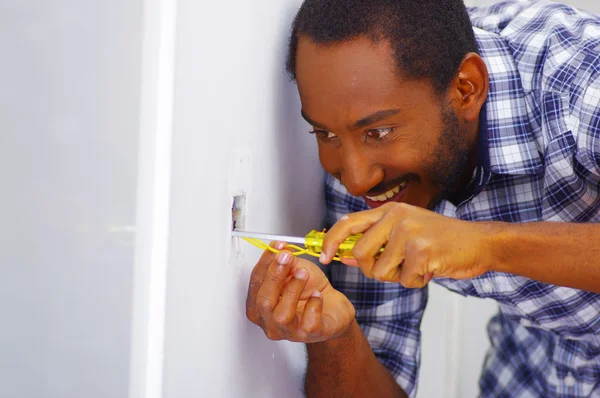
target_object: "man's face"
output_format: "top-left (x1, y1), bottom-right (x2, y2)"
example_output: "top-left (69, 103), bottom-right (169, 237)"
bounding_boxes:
top-left (295, 36), bottom-right (475, 209)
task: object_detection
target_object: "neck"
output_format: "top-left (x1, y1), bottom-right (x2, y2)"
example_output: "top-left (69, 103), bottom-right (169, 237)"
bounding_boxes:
top-left (447, 120), bottom-right (480, 205)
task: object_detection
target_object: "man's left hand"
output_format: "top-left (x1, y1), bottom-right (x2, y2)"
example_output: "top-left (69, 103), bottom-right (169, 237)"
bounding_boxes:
top-left (320, 202), bottom-right (496, 288)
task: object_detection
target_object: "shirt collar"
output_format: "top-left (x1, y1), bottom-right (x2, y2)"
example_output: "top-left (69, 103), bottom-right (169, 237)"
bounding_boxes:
top-left (477, 101), bottom-right (491, 173)
top-left (474, 27), bottom-right (543, 176)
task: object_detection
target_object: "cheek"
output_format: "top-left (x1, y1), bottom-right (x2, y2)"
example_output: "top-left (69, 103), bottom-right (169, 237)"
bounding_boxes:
top-left (316, 137), bottom-right (439, 183)
top-left (318, 140), bottom-right (419, 174)
top-left (374, 142), bottom-right (425, 172)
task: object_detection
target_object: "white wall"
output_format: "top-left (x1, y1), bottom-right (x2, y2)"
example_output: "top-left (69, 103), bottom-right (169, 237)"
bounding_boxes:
top-left (160, 0), bottom-right (320, 397)
top-left (566, 0), bottom-right (600, 12)
top-left (0, 1), bottom-right (143, 398)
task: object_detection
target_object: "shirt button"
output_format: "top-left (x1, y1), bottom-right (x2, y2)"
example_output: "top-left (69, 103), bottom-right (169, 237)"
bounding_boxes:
top-left (482, 281), bottom-right (493, 293)
top-left (520, 318), bottom-right (532, 327)
top-left (564, 372), bottom-right (576, 387)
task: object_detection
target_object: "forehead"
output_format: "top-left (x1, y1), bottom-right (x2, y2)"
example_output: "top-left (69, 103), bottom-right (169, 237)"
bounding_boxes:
top-left (296, 35), bottom-right (400, 98)
top-left (295, 35), bottom-right (436, 123)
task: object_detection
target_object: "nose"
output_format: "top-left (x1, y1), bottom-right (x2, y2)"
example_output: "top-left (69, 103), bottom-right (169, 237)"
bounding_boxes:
top-left (339, 146), bottom-right (383, 197)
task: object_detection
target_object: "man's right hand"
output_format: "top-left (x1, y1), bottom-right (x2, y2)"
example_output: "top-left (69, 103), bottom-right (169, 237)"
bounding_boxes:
top-left (246, 241), bottom-right (355, 343)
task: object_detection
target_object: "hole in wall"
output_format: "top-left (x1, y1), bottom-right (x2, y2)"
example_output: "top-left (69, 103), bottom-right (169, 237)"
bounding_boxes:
top-left (232, 195), bottom-right (246, 231)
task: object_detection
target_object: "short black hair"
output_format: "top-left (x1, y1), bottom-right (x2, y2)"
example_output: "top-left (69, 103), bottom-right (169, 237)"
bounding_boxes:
top-left (286, 0), bottom-right (478, 93)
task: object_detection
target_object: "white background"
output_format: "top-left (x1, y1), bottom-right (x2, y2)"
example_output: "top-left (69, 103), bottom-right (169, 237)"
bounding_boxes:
top-left (1, 1), bottom-right (598, 398)
top-left (0, 1), bottom-right (142, 397)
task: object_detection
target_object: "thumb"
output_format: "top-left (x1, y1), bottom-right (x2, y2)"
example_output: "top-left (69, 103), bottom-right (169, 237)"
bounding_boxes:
top-left (340, 257), bottom-right (359, 267)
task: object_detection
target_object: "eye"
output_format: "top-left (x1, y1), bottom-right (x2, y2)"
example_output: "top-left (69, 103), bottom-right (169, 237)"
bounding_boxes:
top-left (309, 129), bottom-right (338, 141)
top-left (366, 128), bottom-right (393, 140)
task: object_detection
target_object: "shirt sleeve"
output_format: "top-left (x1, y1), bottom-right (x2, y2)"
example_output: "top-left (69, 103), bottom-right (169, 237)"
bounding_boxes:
top-left (323, 173), bottom-right (428, 398)
top-left (574, 69), bottom-right (600, 179)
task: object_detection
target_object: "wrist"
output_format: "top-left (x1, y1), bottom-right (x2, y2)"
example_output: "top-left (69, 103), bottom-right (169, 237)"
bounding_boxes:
top-left (307, 319), bottom-right (362, 355)
top-left (336, 317), bottom-right (361, 342)
top-left (480, 221), bottom-right (514, 274)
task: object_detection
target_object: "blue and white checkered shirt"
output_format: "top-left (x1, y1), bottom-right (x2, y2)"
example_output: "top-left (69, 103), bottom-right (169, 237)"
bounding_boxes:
top-left (324, 1), bottom-right (600, 396)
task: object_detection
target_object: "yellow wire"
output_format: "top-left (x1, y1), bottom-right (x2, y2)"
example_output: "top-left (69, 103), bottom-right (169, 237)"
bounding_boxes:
top-left (241, 237), bottom-right (341, 261)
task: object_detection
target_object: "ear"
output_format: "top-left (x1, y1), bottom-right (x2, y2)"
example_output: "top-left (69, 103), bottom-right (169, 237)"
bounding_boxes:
top-left (453, 53), bottom-right (489, 123)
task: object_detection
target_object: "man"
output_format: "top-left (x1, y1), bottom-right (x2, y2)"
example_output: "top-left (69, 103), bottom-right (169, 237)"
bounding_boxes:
top-left (246, 0), bottom-right (600, 396)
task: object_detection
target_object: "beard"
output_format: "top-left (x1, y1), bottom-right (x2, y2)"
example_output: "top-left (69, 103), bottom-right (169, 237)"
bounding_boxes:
top-left (425, 103), bottom-right (472, 209)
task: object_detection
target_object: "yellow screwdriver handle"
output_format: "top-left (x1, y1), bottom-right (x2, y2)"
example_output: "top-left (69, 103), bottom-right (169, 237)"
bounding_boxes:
top-left (304, 230), bottom-right (385, 259)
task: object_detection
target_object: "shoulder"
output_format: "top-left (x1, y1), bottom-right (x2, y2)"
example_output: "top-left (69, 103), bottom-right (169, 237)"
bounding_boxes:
top-left (471, 0), bottom-right (600, 93)
top-left (468, 0), bottom-right (534, 34)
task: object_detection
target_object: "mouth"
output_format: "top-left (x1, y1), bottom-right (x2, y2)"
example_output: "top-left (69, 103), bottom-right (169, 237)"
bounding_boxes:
top-left (363, 179), bottom-right (410, 208)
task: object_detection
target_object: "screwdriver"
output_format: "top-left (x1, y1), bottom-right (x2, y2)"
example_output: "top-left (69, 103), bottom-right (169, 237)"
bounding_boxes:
top-left (231, 229), bottom-right (385, 259)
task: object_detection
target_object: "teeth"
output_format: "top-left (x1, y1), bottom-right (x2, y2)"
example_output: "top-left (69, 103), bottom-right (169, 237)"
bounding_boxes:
top-left (374, 193), bottom-right (388, 201)
top-left (366, 181), bottom-right (407, 202)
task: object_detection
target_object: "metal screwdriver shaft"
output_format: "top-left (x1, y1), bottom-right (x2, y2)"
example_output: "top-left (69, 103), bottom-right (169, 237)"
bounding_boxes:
top-left (231, 230), bottom-right (306, 245)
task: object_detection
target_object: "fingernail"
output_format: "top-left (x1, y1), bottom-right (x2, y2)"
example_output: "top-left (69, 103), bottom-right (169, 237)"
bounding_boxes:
top-left (294, 268), bottom-right (307, 279)
top-left (274, 241), bottom-right (286, 250)
top-left (319, 252), bottom-right (327, 263)
top-left (311, 291), bottom-right (321, 298)
top-left (277, 251), bottom-right (291, 265)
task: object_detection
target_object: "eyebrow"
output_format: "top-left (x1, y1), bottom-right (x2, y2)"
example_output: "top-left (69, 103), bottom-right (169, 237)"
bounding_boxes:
top-left (300, 108), bottom-right (402, 131)
top-left (352, 109), bottom-right (402, 129)
top-left (301, 110), bottom-right (328, 130)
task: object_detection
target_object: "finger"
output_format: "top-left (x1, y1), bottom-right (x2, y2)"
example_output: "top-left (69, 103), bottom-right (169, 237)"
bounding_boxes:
top-left (272, 268), bottom-right (309, 332)
top-left (424, 272), bottom-right (434, 285)
top-left (300, 291), bottom-right (323, 339)
top-left (248, 241), bottom-right (286, 295)
top-left (253, 240), bottom-right (286, 281)
top-left (399, 259), bottom-right (430, 288)
top-left (255, 250), bottom-right (295, 325)
top-left (351, 215), bottom-right (400, 278)
top-left (246, 241), bottom-right (286, 323)
top-left (340, 258), bottom-right (359, 267)
top-left (282, 273), bottom-right (294, 287)
top-left (370, 226), bottom-right (407, 282)
top-left (321, 206), bottom-right (391, 264)
top-left (398, 240), bottom-right (433, 288)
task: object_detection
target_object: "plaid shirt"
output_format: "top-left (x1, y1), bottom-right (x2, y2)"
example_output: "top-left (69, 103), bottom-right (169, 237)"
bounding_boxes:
top-left (323, 1), bottom-right (600, 397)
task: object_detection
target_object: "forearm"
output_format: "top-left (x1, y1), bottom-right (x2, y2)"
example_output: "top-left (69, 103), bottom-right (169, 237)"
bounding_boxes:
top-left (304, 319), bottom-right (407, 398)
top-left (488, 221), bottom-right (600, 293)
